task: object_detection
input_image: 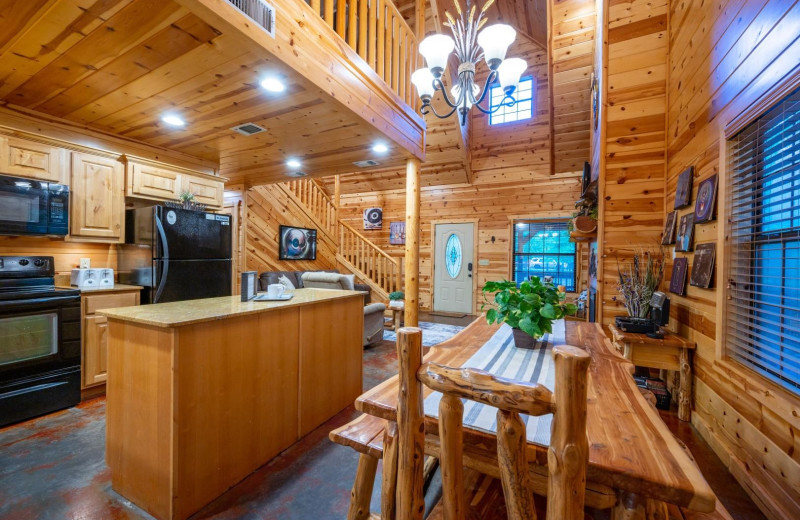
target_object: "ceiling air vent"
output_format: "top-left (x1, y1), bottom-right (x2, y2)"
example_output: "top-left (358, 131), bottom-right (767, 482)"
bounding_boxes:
top-left (353, 160), bottom-right (380, 168)
top-left (225, 0), bottom-right (276, 37)
top-left (289, 171), bottom-right (308, 177)
top-left (231, 123), bottom-right (266, 136)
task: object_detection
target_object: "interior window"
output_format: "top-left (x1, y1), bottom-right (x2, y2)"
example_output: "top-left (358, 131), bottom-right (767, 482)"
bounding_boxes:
top-left (727, 85), bottom-right (800, 393)
top-left (512, 220), bottom-right (575, 291)
top-left (490, 76), bottom-right (534, 125)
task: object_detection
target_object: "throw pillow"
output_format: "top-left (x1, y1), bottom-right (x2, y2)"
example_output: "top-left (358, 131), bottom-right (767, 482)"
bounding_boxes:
top-left (278, 275), bottom-right (296, 290)
top-left (341, 274), bottom-right (356, 291)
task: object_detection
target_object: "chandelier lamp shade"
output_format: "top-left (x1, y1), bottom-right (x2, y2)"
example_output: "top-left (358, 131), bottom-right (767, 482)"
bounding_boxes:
top-left (410, 0), bottom-right (527, 125)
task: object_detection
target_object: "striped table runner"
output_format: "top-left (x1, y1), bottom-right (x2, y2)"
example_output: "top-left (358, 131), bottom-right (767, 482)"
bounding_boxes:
top-left (423, 320), bottom-right (565, 446)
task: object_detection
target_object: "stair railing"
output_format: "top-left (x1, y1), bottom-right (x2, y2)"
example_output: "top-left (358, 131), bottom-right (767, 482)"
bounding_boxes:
top-left (338, 220), bottom-right (402, 297)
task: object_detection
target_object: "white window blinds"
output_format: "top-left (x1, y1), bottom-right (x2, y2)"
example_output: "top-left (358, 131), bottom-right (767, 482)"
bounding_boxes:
top-left (727, 86), bottom-right (800, 392)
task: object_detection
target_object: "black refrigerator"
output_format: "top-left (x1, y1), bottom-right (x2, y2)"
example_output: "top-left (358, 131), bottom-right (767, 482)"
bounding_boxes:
top-left (117, 205), bottom-right (232, 304)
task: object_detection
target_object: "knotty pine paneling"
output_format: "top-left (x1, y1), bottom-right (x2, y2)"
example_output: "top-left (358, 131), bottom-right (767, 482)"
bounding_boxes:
top-left (244, 183), bottom-right (338, 277)
top-left (0, 237), bottom-right (116, 275)
top-left (595, 0), bottom-right (668, 324)
top-left (549, 0), bottom-right (597, 176)
top-left (666, 0), bottom-right (800, 517)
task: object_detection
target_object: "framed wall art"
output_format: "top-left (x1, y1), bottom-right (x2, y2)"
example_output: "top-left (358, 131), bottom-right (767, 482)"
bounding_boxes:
top-left (675, 213), bottom-right (695, 252)
top-left (694, 174), bottom-right (718, 223)
top-left (389, 221), bottom-right (406, 245)
top-left (279, 225), bottom-right (317, 260)
top-left (690, 242), bottom-right (716, 288)
top-left (669, 257), bottom-right (688, 296)
top-left (662, 211), bottom-right (677, 245)
top-left (674, 166), bottom-right (694, 209)
top-left (363, 207), bottom-right (383, 229)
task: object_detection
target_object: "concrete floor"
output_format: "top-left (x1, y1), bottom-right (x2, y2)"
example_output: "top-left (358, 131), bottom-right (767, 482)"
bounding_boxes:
top-left (0, 314), bottom-right (766, 519)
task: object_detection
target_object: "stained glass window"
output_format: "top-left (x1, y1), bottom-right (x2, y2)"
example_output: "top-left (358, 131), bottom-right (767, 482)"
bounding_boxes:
top-left (445, 234), bottom-right (462, 279)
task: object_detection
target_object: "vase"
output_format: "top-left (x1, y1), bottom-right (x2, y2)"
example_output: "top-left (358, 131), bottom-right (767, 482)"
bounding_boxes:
top-left (512, 327), bottom-right (539, 350)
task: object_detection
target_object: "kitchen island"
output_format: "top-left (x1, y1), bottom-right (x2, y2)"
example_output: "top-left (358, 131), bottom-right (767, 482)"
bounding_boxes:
top-left (99, 288), bottom-right (364, 520)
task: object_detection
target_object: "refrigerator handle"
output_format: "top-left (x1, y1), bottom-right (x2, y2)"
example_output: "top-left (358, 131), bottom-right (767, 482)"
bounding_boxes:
top-left (154, 213), bottom-right (170, 303)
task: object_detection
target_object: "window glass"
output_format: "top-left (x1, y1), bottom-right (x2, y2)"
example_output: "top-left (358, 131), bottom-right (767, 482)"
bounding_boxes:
top-left (512, 220), bottom-right (575, 291)
top-left (490, 77), bottom-right (534, 125)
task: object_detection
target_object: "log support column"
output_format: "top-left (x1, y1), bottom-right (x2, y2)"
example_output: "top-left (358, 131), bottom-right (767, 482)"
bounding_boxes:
top-left (404, 158), bottom-right (421, 327)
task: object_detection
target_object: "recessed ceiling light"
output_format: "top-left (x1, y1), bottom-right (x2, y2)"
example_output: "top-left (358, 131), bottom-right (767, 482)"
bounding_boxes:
top-left (286, 158), bottom-right (302, 168)
top-left (161, 114), bottom-right (185, 127)
top-left (260, 77), bottom-right (286, 93)
top-left (372, 143), bottom-right (389, 153)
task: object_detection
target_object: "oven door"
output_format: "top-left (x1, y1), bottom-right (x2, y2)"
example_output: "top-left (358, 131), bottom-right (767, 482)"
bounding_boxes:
top-left (0, 294), bottom-right (81, 382)
top-left (0, 175), bottom-right (50, 236)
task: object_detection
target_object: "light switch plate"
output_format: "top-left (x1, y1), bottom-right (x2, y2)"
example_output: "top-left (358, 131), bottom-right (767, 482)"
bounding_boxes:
top-left (479, 259), bottom-right (490, 266)
top-left (79, 258), bottom-right (91, 269)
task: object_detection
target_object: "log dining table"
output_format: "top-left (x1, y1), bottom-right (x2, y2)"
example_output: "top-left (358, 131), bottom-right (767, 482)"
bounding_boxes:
top-left (355, 317), bottom-right (717, 518)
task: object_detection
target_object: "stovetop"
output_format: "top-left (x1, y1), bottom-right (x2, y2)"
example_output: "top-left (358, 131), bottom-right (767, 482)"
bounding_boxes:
top-left (0, 255), bottom-right (80, 300)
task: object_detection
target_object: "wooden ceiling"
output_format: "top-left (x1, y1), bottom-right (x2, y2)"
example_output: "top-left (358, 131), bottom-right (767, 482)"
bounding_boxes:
top-left (0, 0), bottom-right (425, 185)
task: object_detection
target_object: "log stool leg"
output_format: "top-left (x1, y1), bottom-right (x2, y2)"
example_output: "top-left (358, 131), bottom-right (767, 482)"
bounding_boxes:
top-left (347, 454), bottom-right (378, 520)
top-left (612, 491), bottom-right (646, 520)
top-left (678, 347), bottom-right (692, 421)
top-left (381, 421), bottom-right (399, 519)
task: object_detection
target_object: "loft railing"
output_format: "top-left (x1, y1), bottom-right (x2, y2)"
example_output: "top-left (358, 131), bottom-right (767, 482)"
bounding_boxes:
top-left (284, 178), bottom-right (337, 237)
top-left (305, 0), bottom-right (421, 109)
top-left (339, 221), bottom-right (402, 297)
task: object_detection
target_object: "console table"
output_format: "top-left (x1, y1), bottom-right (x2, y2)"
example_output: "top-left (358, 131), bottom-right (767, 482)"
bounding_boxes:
top-left (608, 324), bottom-right (696, 421)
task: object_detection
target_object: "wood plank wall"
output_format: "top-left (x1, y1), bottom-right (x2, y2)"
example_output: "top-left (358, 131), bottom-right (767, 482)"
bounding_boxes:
top-left (0, 237), bottom-right (116, 275)
top-left (665, 0), bottom-right (800, 517)
top-left (244, 183), bottom-right (338, 277)
top-left (595, 0), bottom-right (668, 324)
top-left (549, 0), bottom-right (596, 176)
top-left (337, 44), bottom-right (584, 312)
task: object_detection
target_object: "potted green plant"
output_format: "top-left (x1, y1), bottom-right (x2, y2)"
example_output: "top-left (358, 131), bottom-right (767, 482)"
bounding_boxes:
top-left (482, 277), bottom-right (577, 349)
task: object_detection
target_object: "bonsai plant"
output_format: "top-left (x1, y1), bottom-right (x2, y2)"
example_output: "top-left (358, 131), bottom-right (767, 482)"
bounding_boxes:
top-left (482, 277), bottom-right (577, 349)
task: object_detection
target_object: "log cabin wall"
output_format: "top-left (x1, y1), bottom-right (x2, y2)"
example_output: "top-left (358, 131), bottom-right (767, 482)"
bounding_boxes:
top-left (594, 0), bottom-right (668, 324)
top-left (337, 43), bottom-right (584, 312)
top-left (244, 184), bottom-right (338, 276)
top-left (665, 0), bottom-right (800, 517)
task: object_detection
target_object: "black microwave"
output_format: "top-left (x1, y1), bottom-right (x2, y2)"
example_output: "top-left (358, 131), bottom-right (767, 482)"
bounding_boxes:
top-left (0, 174), bottom-right (69, 236)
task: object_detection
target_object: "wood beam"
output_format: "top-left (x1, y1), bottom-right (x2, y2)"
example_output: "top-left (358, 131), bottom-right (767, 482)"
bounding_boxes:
top-left (404, 157), bottom-right (421, 327)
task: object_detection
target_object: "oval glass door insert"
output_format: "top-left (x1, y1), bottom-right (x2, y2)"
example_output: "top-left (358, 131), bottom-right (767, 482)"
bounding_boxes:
top-left (445, 233), bottom-right (463, 279)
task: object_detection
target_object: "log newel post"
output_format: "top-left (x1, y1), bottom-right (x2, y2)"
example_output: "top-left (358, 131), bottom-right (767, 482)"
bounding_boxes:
top-left (547, 345), bottom-right (592, 520)
top-left (404, 158), bottom-right (421, 327)
top-left (396, 327), bottom-right (425, 520)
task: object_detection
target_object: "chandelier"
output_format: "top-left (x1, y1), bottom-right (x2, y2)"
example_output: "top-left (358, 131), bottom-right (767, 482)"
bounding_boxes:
top-left (410, 0), bottom-right (526, 125)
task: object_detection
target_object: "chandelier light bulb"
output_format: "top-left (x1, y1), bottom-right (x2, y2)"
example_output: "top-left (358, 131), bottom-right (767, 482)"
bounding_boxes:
top-left (477, 24), bottom-right (516, 69)
top-left (419, 34), bottom-right (455, 78)
top-left (411, 68), bottom-right (436, 100)
top-left (497, 58), bottom-right (527, 94)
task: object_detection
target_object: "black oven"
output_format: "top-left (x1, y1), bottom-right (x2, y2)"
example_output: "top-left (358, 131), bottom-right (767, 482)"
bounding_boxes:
top-left (0, 174), bottom-right (69, 236)
top-left (0, 257), bottom-right (81, 427)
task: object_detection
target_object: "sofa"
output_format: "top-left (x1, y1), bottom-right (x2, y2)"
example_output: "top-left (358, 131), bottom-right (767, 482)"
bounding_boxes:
top-left (300, 272), bottom-right (386, 346)
top-left (258, 269), bottom-right (371, 304)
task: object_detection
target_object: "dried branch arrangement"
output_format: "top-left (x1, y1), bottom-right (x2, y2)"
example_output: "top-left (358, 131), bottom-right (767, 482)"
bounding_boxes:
top-left (616, 248), bottom-right (666, 318)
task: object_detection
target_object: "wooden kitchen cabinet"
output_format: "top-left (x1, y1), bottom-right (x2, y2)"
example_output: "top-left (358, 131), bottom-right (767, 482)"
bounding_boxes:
top-left (82, 288), bottom-right (140, 389)
top-left (124, 155), bottom-right (225, 209)
top-left (182, 174), bottom-right (224, 208)
top-left (70, 152), bottom-right (124, 242)
top-left (126, 160), bottom-right (181, 200)
top-left (0, 135), bottom-right (69, 183)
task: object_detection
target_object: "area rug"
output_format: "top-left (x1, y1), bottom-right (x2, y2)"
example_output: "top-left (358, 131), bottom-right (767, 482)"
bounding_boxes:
top-left (383, 321), bottom-right (465, 347)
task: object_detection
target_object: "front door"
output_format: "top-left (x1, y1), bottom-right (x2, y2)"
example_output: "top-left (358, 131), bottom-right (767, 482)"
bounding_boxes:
top-left (433, 223), bottom-right (474, 314)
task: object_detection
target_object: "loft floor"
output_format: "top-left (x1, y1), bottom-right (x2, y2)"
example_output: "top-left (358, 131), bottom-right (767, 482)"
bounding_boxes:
top-left (0, 314), bottom-right (765, 520)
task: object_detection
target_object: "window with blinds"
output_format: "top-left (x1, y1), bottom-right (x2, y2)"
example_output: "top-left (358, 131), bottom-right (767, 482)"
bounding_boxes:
top-left (727, 85), bottom-right (800, 393)
top-left (512, 220), bottom-right (576, 291)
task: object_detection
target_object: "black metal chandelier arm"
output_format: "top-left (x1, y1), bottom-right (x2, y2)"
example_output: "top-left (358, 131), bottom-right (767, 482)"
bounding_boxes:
top-left (473, 94), bottom-right (517, 115)
top-left (431, 77), bottom-right (462, 108)
top-left (420, 101), bottom-right (460, 119)
top-left (473, 69), bottom-right (499, 106)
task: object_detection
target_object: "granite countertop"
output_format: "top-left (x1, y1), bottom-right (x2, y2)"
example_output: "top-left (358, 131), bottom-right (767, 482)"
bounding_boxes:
top-left (56, 284), bottom-right (144, 293)
top-left (97, 288), bottom-right (362, 328)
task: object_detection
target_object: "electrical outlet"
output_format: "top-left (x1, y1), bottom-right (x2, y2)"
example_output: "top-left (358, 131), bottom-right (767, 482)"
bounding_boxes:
top-left (79, 258), bottom-right (91, 269)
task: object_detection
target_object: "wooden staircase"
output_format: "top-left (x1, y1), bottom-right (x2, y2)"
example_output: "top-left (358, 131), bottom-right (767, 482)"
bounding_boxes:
top-left (282, 178), bottom-right (402, 301)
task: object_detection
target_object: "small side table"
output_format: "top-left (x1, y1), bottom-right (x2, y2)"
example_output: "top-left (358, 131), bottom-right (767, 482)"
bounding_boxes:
top-left (608, 324), bottom-right (696, 421)
top-left (387, 300), bottom-right (404, 332)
